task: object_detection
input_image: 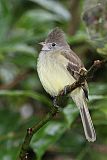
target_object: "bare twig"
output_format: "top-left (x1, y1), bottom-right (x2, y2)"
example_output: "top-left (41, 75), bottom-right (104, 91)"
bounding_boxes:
top-left (87, 60), bottom-right (107, 78)
top-left (18, 59), bottom-right (106, 160)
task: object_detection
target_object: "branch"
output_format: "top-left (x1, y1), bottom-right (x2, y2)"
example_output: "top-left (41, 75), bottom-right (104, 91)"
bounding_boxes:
top-left (18, 59), bottom-right (106, 160)
top-left (87, 60), bottom-right (107, 79)
top-left (18, 106), bottom-right (58, 160)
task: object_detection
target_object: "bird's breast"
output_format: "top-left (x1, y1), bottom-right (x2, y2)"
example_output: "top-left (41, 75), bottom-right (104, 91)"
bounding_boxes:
top-left (37, 51), bottom-right (75, 96)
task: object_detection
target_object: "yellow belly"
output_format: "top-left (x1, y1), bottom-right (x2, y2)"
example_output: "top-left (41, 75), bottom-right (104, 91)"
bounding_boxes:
top-left (37, 51), bottom-right (75, 96)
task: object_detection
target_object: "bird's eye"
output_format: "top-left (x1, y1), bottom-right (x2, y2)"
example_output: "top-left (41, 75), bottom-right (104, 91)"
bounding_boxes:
top-left (52, 43), bottom-right (56, 47)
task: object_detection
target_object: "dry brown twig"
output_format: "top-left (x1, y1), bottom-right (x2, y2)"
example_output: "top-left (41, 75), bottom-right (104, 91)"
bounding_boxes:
top-left (18, 59), bottom-right (107, 160)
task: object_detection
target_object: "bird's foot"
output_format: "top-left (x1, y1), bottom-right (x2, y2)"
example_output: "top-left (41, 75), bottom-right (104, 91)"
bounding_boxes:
top-left (59, 85), bottom-right (71, 96)
top-left (53, 97), bottom-right (62, 112)
top-left (53, 97), bottom-right (59, 108)
top-left (79, 67), bottom-right (87, 76)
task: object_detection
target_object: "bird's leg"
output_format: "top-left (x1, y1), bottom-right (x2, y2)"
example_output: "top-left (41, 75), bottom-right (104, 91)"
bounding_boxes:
top-left (53, 96), bottom-right (62, 112)
top-left (63, 85), bottom-right (71, 95)
top-left (77, 67), bottom-right (87, 86)
top-left (53, 96), bottom-right (59, 108)
top-left (79, 67), bottom-right (87, 76)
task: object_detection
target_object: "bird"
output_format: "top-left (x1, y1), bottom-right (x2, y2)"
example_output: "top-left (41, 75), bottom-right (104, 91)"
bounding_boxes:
top-left (37, 27), bottom-right (96, 142)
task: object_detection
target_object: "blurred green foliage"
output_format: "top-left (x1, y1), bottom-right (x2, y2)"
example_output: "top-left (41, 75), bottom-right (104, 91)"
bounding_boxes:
top-left (0, 0), bottom-right (107, 160)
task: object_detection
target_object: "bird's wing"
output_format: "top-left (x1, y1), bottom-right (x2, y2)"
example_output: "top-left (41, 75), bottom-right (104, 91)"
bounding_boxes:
top-left (61, 49), bottom-right (89, 99)
top-left (61, 49), bottom-right (83, 79)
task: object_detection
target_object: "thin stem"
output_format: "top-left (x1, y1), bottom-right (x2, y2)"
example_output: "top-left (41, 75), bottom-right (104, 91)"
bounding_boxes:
top-left (18, 106), bottom-right (58, 160)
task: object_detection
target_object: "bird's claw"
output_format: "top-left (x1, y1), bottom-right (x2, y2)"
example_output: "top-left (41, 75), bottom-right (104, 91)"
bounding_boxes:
top-left (79, 67), bottom-right (87, 76)
top-left (58, 85), bottom-right (71, 96)
top-left (53, 97), bottom-right (62, 112)
top-left (53, 97), bottom-right (59, 108)
top-left (64, 85), bottom-right (71, 95)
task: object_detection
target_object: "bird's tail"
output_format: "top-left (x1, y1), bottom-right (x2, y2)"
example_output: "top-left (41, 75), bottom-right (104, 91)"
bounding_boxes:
top-left (71, 89), bottom-right (96, 142)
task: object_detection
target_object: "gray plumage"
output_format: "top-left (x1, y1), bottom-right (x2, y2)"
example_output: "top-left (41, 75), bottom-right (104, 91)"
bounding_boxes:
top-left (45, 27), bottom-right (69, 48)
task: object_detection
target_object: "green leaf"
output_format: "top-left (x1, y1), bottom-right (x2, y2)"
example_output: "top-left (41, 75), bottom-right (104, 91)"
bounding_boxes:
top-left (17, 9), bottom-right (60, 29)
top-left (30, 0), bottom-right (70, 20)
top-left (0, 43), bottom-right (35, 55)
top-left (89, 95), bottom-right (107, 101)
top-left (89, 83), bottom-right (107, 96)
top-left (0, 90), bottom-right (51, 107)
top-left (68, 31), bottom-right (87, 45)
top-left (0, 107), bottom-right (38, 160)
top-left (0, 108), bottom-right (21, 159)
top-left (11, 52), bottom-right (36, 68)
top-left (0, 108), bottom-right (20, 135)
top-left (0, 147), bottom-right (18, 160)
top-left (97, 44), bottom-right (107, 55)
top-left (31, 121), bottom-right (65, 159)
top-left (86, 148), bottom-right (107, 160)
top-left (63, 104), bottom-right (78, 127)
top-left (0, 0), bottom-right (13, 43)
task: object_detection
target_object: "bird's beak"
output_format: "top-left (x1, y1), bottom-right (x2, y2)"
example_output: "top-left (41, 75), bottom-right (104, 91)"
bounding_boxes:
top-left (38, 42), bottom-right (45, 46)
top-left (38, 41), bottom-right (49, 51)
